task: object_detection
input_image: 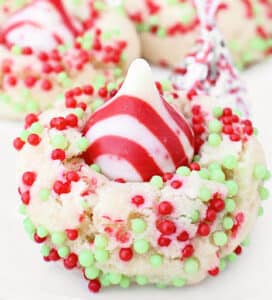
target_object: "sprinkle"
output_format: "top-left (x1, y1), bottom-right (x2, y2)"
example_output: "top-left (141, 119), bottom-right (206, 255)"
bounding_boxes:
top-left (39, 188), bottom-right (50, 201)
top-left (90, 99), bottom-right (104, 112)
top-left (219, 258), bottom-right (227, 271)
top-left (208, 133), bottom-right (222, 147)
top-left (259, 186), bottom-right (269, 200)
top-left (225, 180), bottom-right (238, 197)
top-left (51, 135), bottom-right (68, 150)
top-left (41, 245), bottom-right (50, 257)
top-left (199, 169), bottom-right (210, 179)
top-left (79, 249), bottom-right (94, 267)
top-left (133, 239), bottom-right (149, 254)
top-left (222, 217), bottom-right (234, 230)
top-left (30, 122), bottom-right (43, 135)
top-left (77, 137), bottom-right (89, 151)
top-left (135, 275), bottom-right (148, 285)
top-left (213, 231), bottom-right (228, 246)
top-left (258, 206), bottom-right (264, 217)
top-left (213, 107), bottom-right (223, 117)
top-left (150, 175), bottom-right (164, 189)
top-left (241, 237), bottom-right (251, 247)
top-left (227, 253), bottom-right (237, 262)
top-left (210, 169), bottom-right (226, 183)
top-left (85, 266), bottom-right (100, 280)
top-left (18, 204), bottom-right (27, 215)
top-left (184, 257), bottom-right (199, 274)
top-left (108, 273), bottom-right (122, 285)
top-left (58, 246), bottom-right (70, 258)
top-left (100, 273), bottom-right (110, 287)
top-left (131, 218), bottom-right (147, 233)
top-left (176, 166), bottom-right (191, 176)
top-left (23, 218), bottom-right (35, 235)
top-left (208, 120), bottom-right (222, 133)
top-left (225, 198), bottom-right (236, 212)
top-left (74, 108), bottom-right (84, 119)
top-left (198, 186), bottom-right (211, 202)
top-left (51, 231), bottom-right (66, 245)
top-left (254, 164), bottom-right (267, 180)
top-left (172, 277), bottom-right (186, 287)
top-left (94, 249), bottom-right (109, 262)
top-left (37, 226), bottom-right (48, 238)
top-left (90, 164), bottom-right (101, 173)
top-left (120, 276), bottom-right (130, 288)
top-left (94, 235), bottom-right (108, 249)
top-left (150, 254), bottom-right (163, 267)
top-left (190, 210), bottom-right (200, 223)
top-left (222, 155), bottom-right (238, 170)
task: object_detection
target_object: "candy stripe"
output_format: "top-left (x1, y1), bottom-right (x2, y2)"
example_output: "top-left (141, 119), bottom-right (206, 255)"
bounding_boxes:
top-left (84, 95), bottom-right (190, 167)
top-left (48, 0), bottom-right (79, 36)
top-left (163, 100), bottom-right (195, 148)
top-left (85, 114), bottom-right (176, 171)
top-left (84, 135), bottom-right (163, 181)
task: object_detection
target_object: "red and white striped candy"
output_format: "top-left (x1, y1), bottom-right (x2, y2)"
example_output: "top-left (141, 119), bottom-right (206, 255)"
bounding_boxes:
top-left (0, 0), bottom-right (80, 51)
top-left (83, 59), bottom-right (195, 182)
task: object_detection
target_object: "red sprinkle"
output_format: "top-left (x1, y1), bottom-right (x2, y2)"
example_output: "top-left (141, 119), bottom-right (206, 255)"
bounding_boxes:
top-left (119, 247), bottom-right (133, 261)
top-left (66, 229), bottom-right (79, 241)
top-left (131, 195), bottom-right (145, 207)
top-left (64, 253), bottom-right (78, 269)
top-left (88, 279), bottom-right (101, 293)
top-left (22, 171), bottom-right (36, 186)
top-left (156, 219), bottom-right (176, 235)
top-left (158, 201), bottom-right (173, 215)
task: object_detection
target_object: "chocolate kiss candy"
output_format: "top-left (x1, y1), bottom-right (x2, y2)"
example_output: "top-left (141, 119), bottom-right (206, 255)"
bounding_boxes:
top-left (83, 59), bottom-right (195, 182)
top-left (0, 0), bottom-right (80, 52)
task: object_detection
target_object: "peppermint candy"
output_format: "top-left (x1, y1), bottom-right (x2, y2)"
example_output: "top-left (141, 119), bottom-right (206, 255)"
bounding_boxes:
top-left (0, 0), bottom-right (80, 51)
top-left (83, 59), bottom-right (195, 182)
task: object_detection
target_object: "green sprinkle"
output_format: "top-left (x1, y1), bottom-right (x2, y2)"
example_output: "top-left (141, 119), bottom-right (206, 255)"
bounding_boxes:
top-left (199, 169), bottom-right (210, 180)
top-left (172, 277), bottom-right (186, 287)
top-left (259, 186), bottom-right (269, 200)
top-left (100, 273), bottom-right (110, 287)
top-left (131, 218), bottom-right (147, 234)
top-left (51, 232), bottom-right (66, 245)
top-left (208, 133), bottom-right (222, 147)
top-left (241, 237), bottom-right (251, 247)
top-left (219, 258), bottom-right (227, 271)
top-left (107, 82), bottom-right (116, 91)
top-left (213, 231), bottom-right (228, 246)
top-left (254, 164), bottom-right (267, 180)
top-left (77, 137), bottom-right (89, 151)
top-left (210, 169), bottom-right (226, 183)
top-left (120, 276), bottom-right (130, 288)
top-left (20, 130), bottom-right (30, 142)
top-left (23, 218), bottom-right (35, 235)
top-left (94, 235), bottom-right (108, 249)
top-left (51, 135), bottom-right (68, 150)
top-left (180, 3), bottom-right (195, 24)
top-left (30, 122), bottom-right (43, 135)
top-left (94, 249), bottom-right (109, 262)
top-left (222, 155), bottom-right (238, 170)
top-left (198, 186), bottom-right (211, 202)
top-left (18, 204), bottom-right (27, 215)
top-left (90, 99), bottom-right (104, 112)
top-left (209, 119), bottom-right (222, 133)
top-left (150, 254), bottom-right (163, 267)
top-left (222, 217), bottom-right (234, 230)
top-left (11, 45), bottom-right (22, 55)
top-left (133, 239), bottom-right (149, 254)
top-left (41, 245), bottom-right (50, 257)
top-left (264, 170), bottom-right (271, 181)
top-left (225, 198), bottom-right (236, 212)
top-left (149, 15), bottom-right (159, 25)
top-left (193, 155), bottom-right (200, 162)
top-left (176, 166), bottom-right (191, 176)
top-left (26, 100), bottom-right (39, 113)
top-left (39, 188), bottom-right (50, 201)
top-left (74, 108), bottom-right (84, 119)
top-left (225, 180), bottom-right (238, 197)
top-left (108, 272), bottom-right (122, 285)
top-left (79, 249), bottom-right (94, 267)
top-left (37, 226), bottom-right (48, 238)
top-left (184, 257), bottom-right (199, 274)
top-left (208, 163), bottom-right (221, 171)
top-left (190, 210), bottom-right (200, 223)
top-left (258, 206), bottom-right (264, 217)
top-left (156, 283), bottom-right (167, 289)
top-left (135, 275), bottom-right (148, 285)
top-left (250, 37), bottom-right (267, 51)
top-left (85, 266), bottom-right (100, 279)
top-left (58, 246), bottom-right (70, 258)
top-left (150, 175), bottom-right (164, 189)
top-left (227, 253), bottom-right (237, 262)
top-left (90, 164), bottom-right (101, 173)
top-left (213, 107), bottom-right (223, 117)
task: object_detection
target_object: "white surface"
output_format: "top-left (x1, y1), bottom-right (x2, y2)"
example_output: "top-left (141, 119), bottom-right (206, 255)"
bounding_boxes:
top-left (0, 61), bottom-right (272, 300)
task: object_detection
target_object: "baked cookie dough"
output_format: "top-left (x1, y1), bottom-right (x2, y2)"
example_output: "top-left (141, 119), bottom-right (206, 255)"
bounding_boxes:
top-left (124, 0), bottom-right (272, 68)
top-left (0, 0), bottom-right (140, 119)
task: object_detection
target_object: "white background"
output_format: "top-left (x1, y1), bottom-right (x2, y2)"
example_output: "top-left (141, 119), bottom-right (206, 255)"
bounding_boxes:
top-left (0, 61), bottom-right (271, 300)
